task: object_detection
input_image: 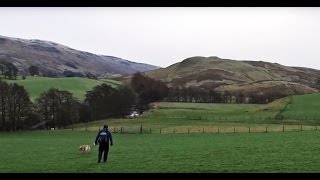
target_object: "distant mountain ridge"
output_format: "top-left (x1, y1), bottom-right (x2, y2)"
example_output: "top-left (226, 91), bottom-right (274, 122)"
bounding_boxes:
top-left (0, 35), bottom-right (159, 77)
top-left (142, 56), bottom-right (320, 96)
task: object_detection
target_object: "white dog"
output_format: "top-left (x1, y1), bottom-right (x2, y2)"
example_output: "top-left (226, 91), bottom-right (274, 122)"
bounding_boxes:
top-left (79, 145), bottom-right (91, 153)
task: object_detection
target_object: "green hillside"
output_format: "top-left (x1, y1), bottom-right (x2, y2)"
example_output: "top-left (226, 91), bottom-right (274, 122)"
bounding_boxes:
top-left (5, 76), bottom-right (121, 101)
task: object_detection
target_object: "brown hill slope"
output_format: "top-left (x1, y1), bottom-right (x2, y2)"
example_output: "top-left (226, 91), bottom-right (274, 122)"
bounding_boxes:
top-left (144, 56), bottom-right (319, 96)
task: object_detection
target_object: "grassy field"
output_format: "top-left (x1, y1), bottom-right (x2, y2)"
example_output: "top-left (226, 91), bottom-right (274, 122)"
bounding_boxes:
top-left (75, 99), bottom-right (289, 131)
top-left (148, 101), bottom-right (283, 123)
top-left (0, 80), bottom-right (319, 172)
top-left (282, 93), bottom-right (320, 121)
top-left (4, 76), bottom-right (121, 101)
top-left (1, 130), bottom-right (320, 172)
top-left (72, 94), bottom-right (320, 133)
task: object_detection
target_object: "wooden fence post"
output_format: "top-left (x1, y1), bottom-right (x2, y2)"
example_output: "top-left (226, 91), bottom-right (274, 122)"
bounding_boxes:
top-left (234, 127), bottom-right (235, 133)
top-left (140, 125), bottom-right (142, 134)
top-left (150, 128), bottom-right (152, 134)
top-left (188, 128), bottom-right (190, 133)
top-left (249, 127), bottom-right (250, 133)
top-left (173, 129), bottom-right (176, 133)
top-left (203, 128), bottom-right (205, 133)
top-left (301, 125), bottom-right (303, 131)
top-left (316, 126), bottom-right (318, 131)
top-left (160, 128), bottom-right (162, 134)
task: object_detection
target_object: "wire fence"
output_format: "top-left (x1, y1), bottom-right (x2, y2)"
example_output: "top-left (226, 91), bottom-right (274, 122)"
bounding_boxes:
top-left (71, 124), bottom-right (319, 134)
top-left (139, 113), bottom-right (320, 119)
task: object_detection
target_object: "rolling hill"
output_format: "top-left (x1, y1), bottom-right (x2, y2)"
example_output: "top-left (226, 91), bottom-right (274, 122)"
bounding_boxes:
top-left (0, 35), bottom-right (159, 77)
top-left (139, 56), bottom-right (320, 96)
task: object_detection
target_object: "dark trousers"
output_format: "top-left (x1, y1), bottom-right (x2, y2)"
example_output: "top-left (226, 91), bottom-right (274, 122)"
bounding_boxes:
top-left (98, 144), bottom-right (109, 163)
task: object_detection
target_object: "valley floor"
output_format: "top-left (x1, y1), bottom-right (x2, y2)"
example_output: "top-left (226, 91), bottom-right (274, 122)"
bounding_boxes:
top-left (1, 131), bottom-right (320, 172)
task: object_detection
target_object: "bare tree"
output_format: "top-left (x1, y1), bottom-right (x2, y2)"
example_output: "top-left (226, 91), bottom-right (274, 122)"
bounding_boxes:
top-left (28, 65), bottom-right (40, 76)
top-left (0, 80), bottom-right (9, 130)
top-left (37, 88), bottom-right (80, 129)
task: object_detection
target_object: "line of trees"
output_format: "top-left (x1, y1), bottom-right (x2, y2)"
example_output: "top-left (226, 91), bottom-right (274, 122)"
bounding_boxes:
top-left (37, 89), bottom-right (80, 129)
top-left (0, 61), bottom-right (18, 80)
top-left (0, 80), bottom-right (35, 131)
top-left (165, 86), bottom-right (287, 104)
top-left (83, 84), bottom-right (136, 121)
top-left (0, 71), bottom-right (166, 131)
top-left (131, 72), bottom-right (169, 113)
top-left (0, 80), bottom-right (137, 131)
top-left (166, 87), bottom-right (224, 103)
top-left (129, 73), bottom-right (287, 105)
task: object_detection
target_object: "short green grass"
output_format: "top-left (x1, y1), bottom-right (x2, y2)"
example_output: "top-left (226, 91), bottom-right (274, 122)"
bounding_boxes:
top-left (150, 102), bottom-right (280, 124)
top-left (98, 78), bottom-right (122, 86)
top-left (79, 102), bottom-right (285, 131)
top-left (1, 89), bottom-right (320, 172)
top-left (75, 96), bottom-right (319, 133)
top-left (282, 92), bottom-right (320, 120)
top-left (4, 76), bottom-right (121, 101)
top-left (1, 130), bottom-right (320, 172)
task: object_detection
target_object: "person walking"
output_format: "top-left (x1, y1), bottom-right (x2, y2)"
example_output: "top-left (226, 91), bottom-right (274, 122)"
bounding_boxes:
top-left (94, 125), bottom-right (113, 163)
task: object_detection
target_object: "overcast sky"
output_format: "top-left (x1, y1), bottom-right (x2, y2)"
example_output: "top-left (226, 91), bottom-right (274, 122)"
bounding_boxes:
top-left (0, 7), bottom-right (320, 69)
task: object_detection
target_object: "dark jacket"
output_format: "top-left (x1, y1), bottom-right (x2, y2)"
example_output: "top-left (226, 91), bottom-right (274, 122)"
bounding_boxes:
top-left (95, 128), bottom-right (113, 146)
